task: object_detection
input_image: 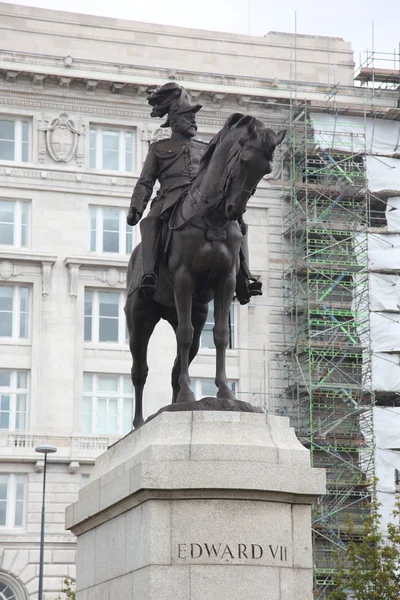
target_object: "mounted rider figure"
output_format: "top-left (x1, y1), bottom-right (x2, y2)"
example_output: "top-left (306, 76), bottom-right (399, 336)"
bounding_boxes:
top-left (126, 82), bottom-right (262, 305)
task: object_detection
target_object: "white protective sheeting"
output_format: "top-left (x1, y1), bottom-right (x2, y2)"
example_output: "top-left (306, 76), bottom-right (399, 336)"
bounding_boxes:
top-left (367, 233), bottom-right (400, 271)
top-left (371, 312), bottom-right (400, 352)
top-left (372, 353), bottom-right (400, 392)
top-left (310, 113), bottom-right (400, 156)
top-left (366, 156), bottom-right (400, 194)
top-left (369, 273), bottom-right (400, 311)
top-left (386, 196), bottom-right (400, 232)
top-left (374, 406), bottom-right (400, 449)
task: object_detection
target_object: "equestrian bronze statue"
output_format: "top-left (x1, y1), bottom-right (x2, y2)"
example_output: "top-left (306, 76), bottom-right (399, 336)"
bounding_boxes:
top-left (125, 83), bottom-right (285, 428)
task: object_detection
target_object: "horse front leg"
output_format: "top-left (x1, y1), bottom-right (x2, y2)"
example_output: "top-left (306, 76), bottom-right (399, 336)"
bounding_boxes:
top-left (213, 273), bottom-right (237, 400)
top-left (126, 295), bottom-right (160, 428)
top-left (169, 303), bottom-right (209, 403)
top-left (174, 269), bottom-right (196, 403)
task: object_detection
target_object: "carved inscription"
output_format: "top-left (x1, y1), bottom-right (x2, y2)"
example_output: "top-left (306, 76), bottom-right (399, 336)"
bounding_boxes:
top-left (176, 543), bottom-right (288, 562)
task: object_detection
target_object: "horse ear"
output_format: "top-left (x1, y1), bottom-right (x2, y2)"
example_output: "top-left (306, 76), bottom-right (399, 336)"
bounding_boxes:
top-left (276, 130), bottom-right (286, 145)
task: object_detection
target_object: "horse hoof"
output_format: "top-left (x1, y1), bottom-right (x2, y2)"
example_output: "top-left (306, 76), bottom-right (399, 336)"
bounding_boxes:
top-left (176, 390), bottom-right (196, 404)
top-left (217, 389), bottom-right (237, 401)
top-left (133, 417), bottom-right (144, 430)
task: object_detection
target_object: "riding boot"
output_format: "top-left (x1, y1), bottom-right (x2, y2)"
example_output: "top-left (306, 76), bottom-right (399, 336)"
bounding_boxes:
top-left (139, 216), bottom-right (162, 298)
top-left (235, 225), bottom-right (263, 305)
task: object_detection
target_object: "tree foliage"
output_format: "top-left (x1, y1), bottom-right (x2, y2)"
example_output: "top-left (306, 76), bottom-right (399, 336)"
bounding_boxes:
top-left (56, 576), bottom-right (75, 600)
top-left (329, 496), bottom-right (400, 600)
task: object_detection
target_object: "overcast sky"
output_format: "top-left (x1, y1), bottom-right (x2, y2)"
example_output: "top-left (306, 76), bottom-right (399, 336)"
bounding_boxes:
top-left (4, 0), bottom-right (400, 68)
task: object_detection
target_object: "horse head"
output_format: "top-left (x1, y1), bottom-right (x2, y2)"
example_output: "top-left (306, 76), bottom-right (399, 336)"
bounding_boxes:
top-left (224, 118), bottom-right (286, 220)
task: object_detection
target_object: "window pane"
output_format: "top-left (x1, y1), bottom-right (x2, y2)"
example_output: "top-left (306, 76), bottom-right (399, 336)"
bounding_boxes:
top-left (82, 396), bottom-right (92, 433)
top-left (0, 120), bottom-right (15, 162)
top-left (103, 209), bottom-right (120, 253)
top-left (0, 371), bottom-right (11, 386)
top-left (19, 287), bottom-right (29, 338)
top-left (0, 140), bottom-right (14, 161)
top-left (17, 372), bottom-right (27, 389)
top-left (0, 223), bottom-right (14, 245)
top-left (0, 475), bottom-right (7, 526)
top-left (103, 131), bottom-right (119, 151)
top-left (201, 380), bottom-right (217, 397)
top-left (0, 287), bottom-right (13, 337)
top-left (126, 223), bottom-right (133, 254)
top-left (90, 207), bottom-right (97, 251)
top-left (201, 329), bottom-right (214, 349)
top-left (84, 291), bottom-right (93, 342)
top-left (0, 394), bottom-right (10, 429)
top-left (123, 376), bottom-right (132, 394)
top-left (83, 374), bottom-right (92, 392)
top-left (15, 393), bottom-right (26, 430)
top-left (15, 475), bottom-right (24, 500)
top-left (103, 131), bottom-right (119, 171)
top-left (99, 292), bottom-right (119, 317)
top-left (123, 398), bottom-right (133, 434)
top-left (0, 120), bottom-right (15, 140)
top-left (14, 500), bottom-right (23, 526)
top-left (125, 132), bottom-right (133, 172)
top-left (99, 318), bottom-right (119, 342)
top-left (22, 123), bottom-right (29, 162)
top-left (22, 122), bottom-right (29, 143)
top-left (103, 151), bottom-right (119, 171)
top-left (21, 202), bottom-right (29, 246)
top-left (90, 130), bottom-right (96, 169)
top-left (0, 201), bottom-right (14, 245)
top-left (98, 375), bottom-right (118, 392)
top-left (97, 398), bottom-right (107, 432)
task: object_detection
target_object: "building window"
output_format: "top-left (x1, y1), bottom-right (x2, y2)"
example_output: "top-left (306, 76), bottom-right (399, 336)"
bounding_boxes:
top-left (200, 300), bottom-right (236, 349)
top-left (0, 199), bottom-right (30, 247)
top-left (89, 127), bottom-right (134, 172)
top-left (0, 285), bottom-right (30, 339)
top-left (0, 579), bottom-right (19, 600)
top-left (82, 373), bottom-right (133, 435)
top-left (84, 289), bottom-right (127, 344)
top-left (190, 378), bottom-right (236, 400)
top-left (0, 474), bottom-right (26, 528)
top-left (0, 371), bottom-right (28, 431)
top-left (90, 206), bottom-right (133, 254)
top-left (0, 118), bottom-right (29, 163)
top-left (81, 474), bottom-right (90, 488)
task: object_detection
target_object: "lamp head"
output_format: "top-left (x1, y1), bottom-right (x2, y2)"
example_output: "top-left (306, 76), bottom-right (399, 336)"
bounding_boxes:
top-left (35, 445), bottom-right (57, 455)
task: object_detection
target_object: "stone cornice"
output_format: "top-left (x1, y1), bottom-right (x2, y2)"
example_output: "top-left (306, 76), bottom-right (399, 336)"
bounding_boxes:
top-left (0, 248), bottom-right (56, 264)
top-left (65, 255), bottom-right (129, 268)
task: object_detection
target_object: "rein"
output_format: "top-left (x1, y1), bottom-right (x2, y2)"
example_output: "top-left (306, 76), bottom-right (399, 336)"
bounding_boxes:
top-left (169, 142), bottom-right (244, 232)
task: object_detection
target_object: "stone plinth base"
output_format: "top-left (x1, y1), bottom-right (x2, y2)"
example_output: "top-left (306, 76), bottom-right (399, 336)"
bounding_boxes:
top-left (66, 411), bottom-right (325, 600)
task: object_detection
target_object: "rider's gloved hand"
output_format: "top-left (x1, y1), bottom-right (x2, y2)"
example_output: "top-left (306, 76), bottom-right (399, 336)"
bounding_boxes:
top-left (127, 207), bottom-right (142, 226)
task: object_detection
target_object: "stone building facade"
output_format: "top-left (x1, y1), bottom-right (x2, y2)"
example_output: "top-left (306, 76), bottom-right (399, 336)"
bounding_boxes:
top-left (0, 3), bottom-right (398, 600)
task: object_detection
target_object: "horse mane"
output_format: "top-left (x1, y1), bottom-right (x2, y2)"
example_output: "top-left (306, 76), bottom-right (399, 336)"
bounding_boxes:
top-left (195, 113), bottom-right (264, 180)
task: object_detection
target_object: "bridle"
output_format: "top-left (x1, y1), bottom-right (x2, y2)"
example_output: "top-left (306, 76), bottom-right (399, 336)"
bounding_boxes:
top-left (169, 136), bottom-right (272, 231)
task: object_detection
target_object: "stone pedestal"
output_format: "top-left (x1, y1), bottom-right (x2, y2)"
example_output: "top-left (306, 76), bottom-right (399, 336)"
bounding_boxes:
top-left (66, 411), bottom-right (325, 600)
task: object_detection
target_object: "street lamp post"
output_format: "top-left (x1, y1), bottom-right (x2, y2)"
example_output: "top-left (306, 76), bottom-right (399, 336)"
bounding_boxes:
top-left (35, 444), bottom-right (57, 600)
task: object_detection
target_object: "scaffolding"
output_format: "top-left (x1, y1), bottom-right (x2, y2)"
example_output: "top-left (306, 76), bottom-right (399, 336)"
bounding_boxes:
top-left (281, 104), bottom-right (375, 598)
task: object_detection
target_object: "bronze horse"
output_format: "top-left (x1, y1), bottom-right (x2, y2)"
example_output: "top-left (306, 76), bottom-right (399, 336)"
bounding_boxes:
top-left (125, 113), bottom-right (285, 428)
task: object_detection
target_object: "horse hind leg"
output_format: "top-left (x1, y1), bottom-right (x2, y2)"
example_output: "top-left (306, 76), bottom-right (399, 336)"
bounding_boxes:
top-left (127, 298), bottom-right (160, 429)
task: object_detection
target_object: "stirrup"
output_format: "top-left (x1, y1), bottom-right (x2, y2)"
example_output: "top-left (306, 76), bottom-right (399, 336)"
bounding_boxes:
top-left (140, 273), bottom-right (157, 298)
top-left (235, 277), bottom-right (262, 305)
top-left (248, 279), bottom-right (262, 297)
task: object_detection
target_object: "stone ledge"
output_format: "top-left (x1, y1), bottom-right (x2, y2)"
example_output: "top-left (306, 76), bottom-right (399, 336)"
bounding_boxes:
top-left (66, 411), bottom-right (326, 531)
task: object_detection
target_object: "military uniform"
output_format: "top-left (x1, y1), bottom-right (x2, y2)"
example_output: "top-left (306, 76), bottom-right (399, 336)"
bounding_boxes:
top-left (130, 137), bottom-right (207, 218)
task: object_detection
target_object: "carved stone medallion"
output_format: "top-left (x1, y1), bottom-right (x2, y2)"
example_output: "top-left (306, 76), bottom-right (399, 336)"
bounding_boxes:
top-left (45, 113), bottom-right (80, 163)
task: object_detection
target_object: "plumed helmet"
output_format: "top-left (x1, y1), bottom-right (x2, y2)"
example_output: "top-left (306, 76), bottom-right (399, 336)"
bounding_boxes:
top-left (145, 83), bottom-right (202, 128)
